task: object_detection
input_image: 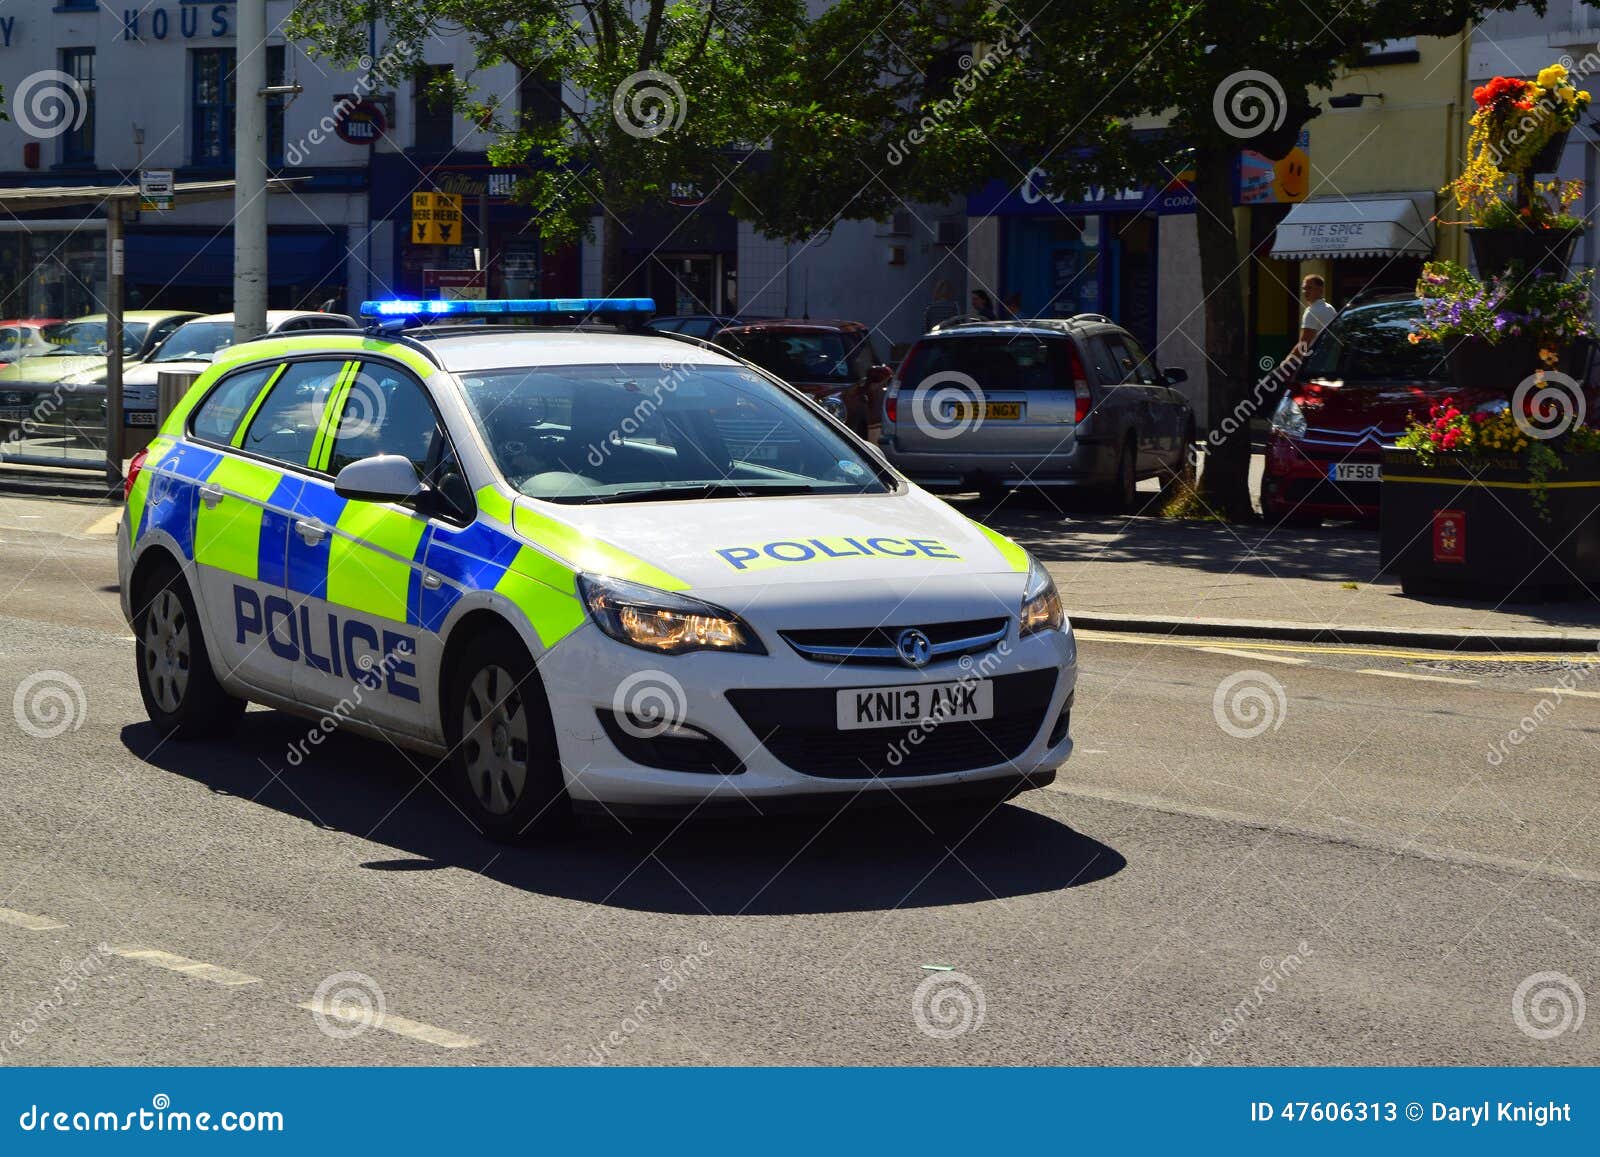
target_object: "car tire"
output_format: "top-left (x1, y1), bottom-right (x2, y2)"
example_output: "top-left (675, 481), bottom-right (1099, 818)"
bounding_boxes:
top-left (445, 630), bottom-right (571, 843)
top-left (1103, 438), bottom-right (1138, 513)
top-left (132, 558), bottom-right (246, 740)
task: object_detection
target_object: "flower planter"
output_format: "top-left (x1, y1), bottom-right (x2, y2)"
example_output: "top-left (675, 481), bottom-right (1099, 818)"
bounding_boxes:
top-left (1379, 449), bottom-right (1600, 599)
top-left (1443, 336), bottom-right (1584, 391)
top-left (1466, 225), bottom-right (1581, 278)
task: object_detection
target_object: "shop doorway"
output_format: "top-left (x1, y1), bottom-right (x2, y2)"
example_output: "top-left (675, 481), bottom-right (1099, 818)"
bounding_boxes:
top-left (647, 253), bottom-right (724, 316)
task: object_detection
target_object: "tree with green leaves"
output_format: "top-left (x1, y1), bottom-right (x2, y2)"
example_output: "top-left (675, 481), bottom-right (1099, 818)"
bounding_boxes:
top-left (286, 0), bottom-right (807, 293)
top-left (772, 0), bottom-right (1563, 518)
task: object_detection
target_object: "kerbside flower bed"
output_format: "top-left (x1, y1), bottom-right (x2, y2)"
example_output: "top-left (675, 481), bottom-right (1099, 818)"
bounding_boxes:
top-left (1380, 59), bottom-right (1600, 600)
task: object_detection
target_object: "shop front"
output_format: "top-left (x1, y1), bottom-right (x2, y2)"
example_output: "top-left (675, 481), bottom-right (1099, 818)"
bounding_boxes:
top-left (371, 154), bottom-right (579, 301)
top-left (1269, 194), bottom-right (1437, 307)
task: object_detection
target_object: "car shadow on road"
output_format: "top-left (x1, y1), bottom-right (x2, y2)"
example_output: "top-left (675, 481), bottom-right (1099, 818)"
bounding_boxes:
top-left (122, 712), bottom-right (1124, 917)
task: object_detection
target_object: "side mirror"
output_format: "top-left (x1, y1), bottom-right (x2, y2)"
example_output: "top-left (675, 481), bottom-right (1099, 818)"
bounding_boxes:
top-left (334, 454), bottom-right (424, 503)
top-left (1161, 367), bottom-right (1188, 385)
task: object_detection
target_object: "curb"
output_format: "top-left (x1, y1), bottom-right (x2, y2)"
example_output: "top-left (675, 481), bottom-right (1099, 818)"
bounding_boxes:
top-left (1071, 612), bottom-right (1600, 653)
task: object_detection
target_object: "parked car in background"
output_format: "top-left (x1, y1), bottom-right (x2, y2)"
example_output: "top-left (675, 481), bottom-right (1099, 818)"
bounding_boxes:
top-left (712, 319), bottom-right (892, 436)
top-left (880, 317), bottom-right (1195, 509)
top-left (0, 310), bottom-right (200, 388)
top-left (55, 310), bottom-right (357, 427)
top-left (1261, 298), bottom-right (1600, 525)
top-left (0, 319), bottom-right (63, 364)
top-left (647, 314), bottom-right (769, 340)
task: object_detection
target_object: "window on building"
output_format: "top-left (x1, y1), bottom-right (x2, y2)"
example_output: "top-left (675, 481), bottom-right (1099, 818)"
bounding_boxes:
top-left (60, 48), bottom-right (95, 166)
top-left (413, 64), bottom-right (455, 153)
top-left (192, 47), bottom-right (288, 167)
top-left (518, 69), bottom-right (562, 130)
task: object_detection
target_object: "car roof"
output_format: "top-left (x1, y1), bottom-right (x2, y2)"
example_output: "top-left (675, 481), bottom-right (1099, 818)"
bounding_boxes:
top-left (923, 318), bottom-right (1103, 339)
top-left (717, 319), bottom-right (867, 334)
top-left (60, 310), bottom-right (199, 325)
top-left (416, 330), bottom-right (740, 373)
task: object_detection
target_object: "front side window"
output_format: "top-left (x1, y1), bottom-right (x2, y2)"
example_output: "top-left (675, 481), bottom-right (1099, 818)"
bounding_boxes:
top-left (1300, 303), bottom-right (1447, 383)
top-left (328, 365), bottom-right (442, 479)
top-left (460, 362), bottom-right (892, 504)
top-left (191, 365), bottom-right (280, 445)
top-left (236, 359), bottom-right (348, 468)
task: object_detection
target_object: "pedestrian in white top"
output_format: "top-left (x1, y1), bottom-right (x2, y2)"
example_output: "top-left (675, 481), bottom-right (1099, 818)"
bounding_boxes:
top-left (1298, 274), bottom-right (1336, 351)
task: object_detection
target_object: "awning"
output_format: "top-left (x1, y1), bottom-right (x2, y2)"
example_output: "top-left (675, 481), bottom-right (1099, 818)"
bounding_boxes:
top-left (124, 229), bottom-right (347, 289)
top-left (1269, 194), bottom-right (1435, 260)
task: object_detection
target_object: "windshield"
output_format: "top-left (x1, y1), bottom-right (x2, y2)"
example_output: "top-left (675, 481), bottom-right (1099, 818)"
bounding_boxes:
top-left (45, 321), bottom-right (148, 357)
top-left (716, 330), bottom-right (852, 382)
top-left (1300, 303), bottom-right (1447, 383)
top-left (460, 362), bottom-right (892, 504)
top-left (0, 328), bottom-right (19, 353)
top-left (153, 320), bottom-right (234, 362)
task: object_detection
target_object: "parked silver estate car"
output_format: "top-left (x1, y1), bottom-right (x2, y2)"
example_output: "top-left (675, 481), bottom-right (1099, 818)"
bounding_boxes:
top-left (879, 316), bottom-right (1196, 509)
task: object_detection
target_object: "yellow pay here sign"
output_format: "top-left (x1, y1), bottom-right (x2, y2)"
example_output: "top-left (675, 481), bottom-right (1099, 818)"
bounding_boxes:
top-left (411, 191), bottom-right (464, 245)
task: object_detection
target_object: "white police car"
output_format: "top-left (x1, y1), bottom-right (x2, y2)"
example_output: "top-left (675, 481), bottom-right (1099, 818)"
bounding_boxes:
top-left (119, 299), bottom-right (1076, 840)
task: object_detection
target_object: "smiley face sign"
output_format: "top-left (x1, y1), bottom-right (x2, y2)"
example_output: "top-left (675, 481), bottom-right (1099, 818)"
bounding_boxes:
top-left (1273, 148), bottom-right (1309, 202)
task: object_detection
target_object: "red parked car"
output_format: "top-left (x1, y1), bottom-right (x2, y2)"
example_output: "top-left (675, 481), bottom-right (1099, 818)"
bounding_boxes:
top-left (712, 319), bottom-right (893, 437)
top-left (1263, 298), bottom-right (1600, 525)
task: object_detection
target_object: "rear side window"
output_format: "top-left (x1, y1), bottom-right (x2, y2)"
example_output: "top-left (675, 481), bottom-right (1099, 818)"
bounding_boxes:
top-left (903, 335), bottom-right (1072, 391)
top-left (190, 365), bottom-right (281, 445)
top-left (237, 359), bottom-right (349, 469)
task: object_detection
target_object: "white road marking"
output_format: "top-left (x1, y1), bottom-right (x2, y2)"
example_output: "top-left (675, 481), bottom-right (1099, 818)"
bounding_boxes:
top-left (1529, 687), bottom-right (1600, 698)
top-left (0, 907), bottom-right (68, 931)
top-left (83, 510), bottom-right (123, 536)
top-left (296, 1000), bottom-right (481, 1048)
top-left (1199, 646), bottom-right (1309, 665)
top-left (1356, 668), bottom-right (1478, 685)
top-left (108, 947), bottom-right (263, 986)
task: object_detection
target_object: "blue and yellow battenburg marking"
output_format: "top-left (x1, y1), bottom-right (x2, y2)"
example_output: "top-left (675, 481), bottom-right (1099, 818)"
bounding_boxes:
top-left (715, 536), bottom-right (961, 572)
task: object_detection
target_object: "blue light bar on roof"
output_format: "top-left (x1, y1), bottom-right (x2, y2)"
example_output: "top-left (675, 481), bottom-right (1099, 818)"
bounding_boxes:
top-left (358, 297), bottom-right (656, 320)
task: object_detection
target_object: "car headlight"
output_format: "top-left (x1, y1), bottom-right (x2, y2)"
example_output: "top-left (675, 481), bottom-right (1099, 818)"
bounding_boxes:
top-left (577, 574), bottom-right (766, 655)
top-left (1271, 393), bottom-right (1307, 438)
top-left (1020, 555), bottom-right (1063, 637)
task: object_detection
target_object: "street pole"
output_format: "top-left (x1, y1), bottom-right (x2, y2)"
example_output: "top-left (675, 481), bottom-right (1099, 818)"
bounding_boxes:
top-left (233, 0), bottom-right (268, 343)
top-left (104, 202), bottom-right (124, 494)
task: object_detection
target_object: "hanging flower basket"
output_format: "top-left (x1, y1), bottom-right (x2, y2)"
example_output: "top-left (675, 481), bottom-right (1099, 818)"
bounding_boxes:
top-left (1465, 224), bottom-right (1580, 279)
top-left (1527, 126), bottom-right (1572, 174)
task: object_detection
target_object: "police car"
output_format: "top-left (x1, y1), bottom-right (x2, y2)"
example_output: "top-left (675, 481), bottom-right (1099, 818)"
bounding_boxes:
top-left (119, 298), bottom-right (1076, 840)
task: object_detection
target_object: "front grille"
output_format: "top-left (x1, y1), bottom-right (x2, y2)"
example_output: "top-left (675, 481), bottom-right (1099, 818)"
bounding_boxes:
top-left (727, 668), bottom-right (1057, 778)
top-left (781, 617), bottom-right (1009, 666)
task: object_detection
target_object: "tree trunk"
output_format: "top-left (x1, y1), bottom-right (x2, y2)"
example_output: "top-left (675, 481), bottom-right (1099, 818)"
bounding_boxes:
top-left (602, 212), bottom-right (628, 296)
top-left (1192, 145), bottom-right (1255, 519)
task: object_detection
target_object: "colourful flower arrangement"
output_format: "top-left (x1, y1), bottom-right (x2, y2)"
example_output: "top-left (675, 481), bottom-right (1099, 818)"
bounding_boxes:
top-left (1445, 61), bottom-right (1591, 228)
top-left (1411, 260), bottom-right (1593, 349)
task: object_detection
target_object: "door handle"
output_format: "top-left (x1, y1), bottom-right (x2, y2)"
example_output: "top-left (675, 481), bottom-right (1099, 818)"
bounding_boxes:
top-left (422, 570), bottom-right (443, 590)
top-left (198, 484), bottom-right (223, 509)
top-left (294, 519), bottom-right (327, 546)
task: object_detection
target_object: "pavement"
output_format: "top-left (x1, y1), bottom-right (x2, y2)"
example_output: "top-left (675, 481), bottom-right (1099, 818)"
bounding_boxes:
top-left (0, 484), bottom-right (1595, 1065)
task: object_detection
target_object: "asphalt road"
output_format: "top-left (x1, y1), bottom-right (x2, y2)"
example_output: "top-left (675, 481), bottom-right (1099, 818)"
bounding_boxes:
top-left (0, 488), bottom-right (1595, 1066)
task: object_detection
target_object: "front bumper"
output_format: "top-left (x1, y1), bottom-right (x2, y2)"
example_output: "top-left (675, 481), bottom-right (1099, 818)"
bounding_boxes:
top-left (538, 618), bottom-right (1077, 810)
top-left (1262, 430), bottom-right (1383, 518)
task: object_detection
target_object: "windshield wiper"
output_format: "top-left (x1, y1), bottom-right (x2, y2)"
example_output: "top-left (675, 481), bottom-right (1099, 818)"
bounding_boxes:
top-left (577, 482), bottom-right (831, 505)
